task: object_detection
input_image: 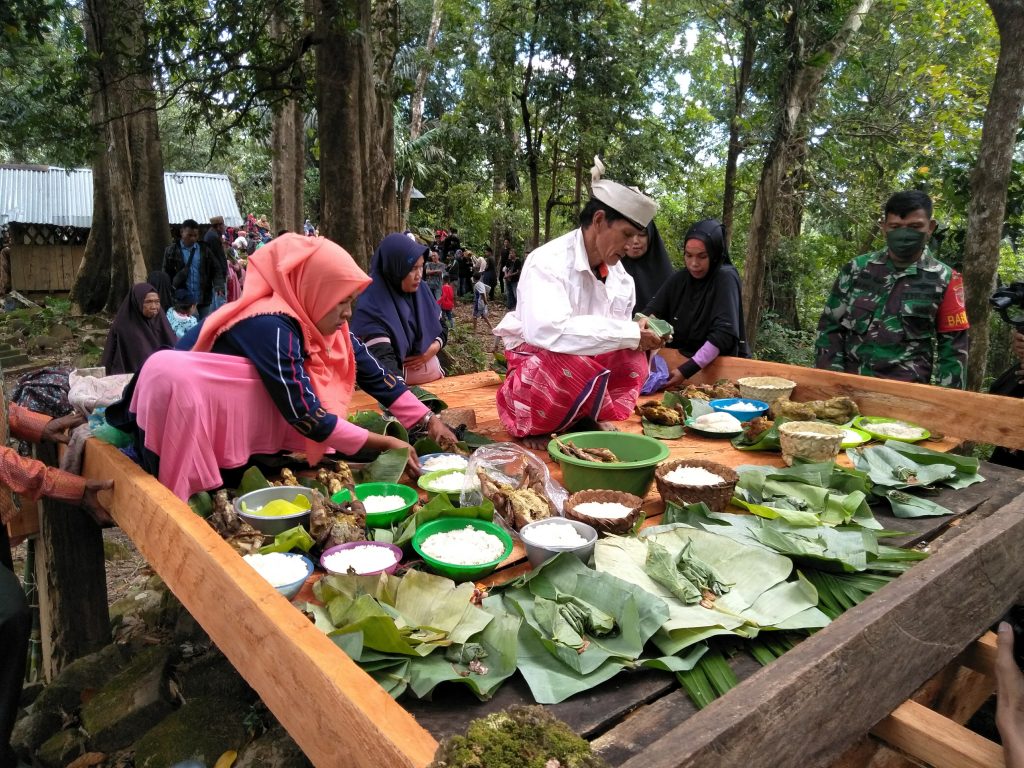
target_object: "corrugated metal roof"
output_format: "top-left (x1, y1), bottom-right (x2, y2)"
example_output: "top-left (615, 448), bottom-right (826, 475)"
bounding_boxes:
top-left (0, 165), bottom-right (243, 228)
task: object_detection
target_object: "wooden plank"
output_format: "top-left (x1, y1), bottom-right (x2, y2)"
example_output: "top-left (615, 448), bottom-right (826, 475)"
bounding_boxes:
top-left (615, 492), bottom-right (1024, 768)
top-left (872, 700), bottom-right (1004, 768)
top-left (690, 356), bottom-right (1024, 451)
top-left (960, 632), bottom-right (998, 677)
top-left (81, 442), bottom-right (439, 768)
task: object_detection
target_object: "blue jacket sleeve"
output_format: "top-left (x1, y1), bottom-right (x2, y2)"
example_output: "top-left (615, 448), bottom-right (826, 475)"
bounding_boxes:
top-left (351, 332), bottom-right (413, 410)
top-left (210, 315), bottom-right (339, 441)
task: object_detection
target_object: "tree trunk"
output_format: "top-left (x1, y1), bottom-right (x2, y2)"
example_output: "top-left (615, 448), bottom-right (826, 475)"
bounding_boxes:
top-left (315, 0), bottom-right (398, 267)
top-left (519, 0), bottom-right (542, 249)
top-left (765, 137), bottom-right (807, 329)
top-left (74, 0), bottom-right (168, 312)
top-left (742, 0), bottom-right (874, 349)
top-left (963, 0), bottom-right (1024, 392)
top-left (271, 98), bottom-right (306, 234)
top-left (722, 19), bottom-right (756, 247)
top-left (400, 0), bottom-right (443, 226)
top-left (34, 443), bottom-right (109, 680)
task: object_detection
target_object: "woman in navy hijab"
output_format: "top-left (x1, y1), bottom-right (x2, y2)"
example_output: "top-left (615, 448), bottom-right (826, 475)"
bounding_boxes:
top-left (351, 233), bottom-right (447, 384)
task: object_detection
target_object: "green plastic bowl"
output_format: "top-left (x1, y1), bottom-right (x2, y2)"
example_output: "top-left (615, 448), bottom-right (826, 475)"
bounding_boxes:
top-left (330, 482), bottom-right (419, 527)
top-left (548, 431), bottom-right (671, 496)
top-left (417, 468), bottom-right (469, 504)
top-left (411, 517), bottom-right (513, 582)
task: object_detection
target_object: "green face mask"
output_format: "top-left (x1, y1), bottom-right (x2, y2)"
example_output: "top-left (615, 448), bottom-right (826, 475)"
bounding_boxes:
top-left (886, 227), bottom-right (928, 261)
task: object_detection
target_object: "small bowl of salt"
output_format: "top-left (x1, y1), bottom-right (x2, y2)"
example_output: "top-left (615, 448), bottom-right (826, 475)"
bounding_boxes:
top-left (321, 541), bottom-right (403, 576)
top-left (654, 459), bottom-right (738, 512)
top-left (564, 489), bottom-right (644, 535)
top-left (520, 518), bottom-right (598, 568)
top-left (330, 482), bottom-right (419, 527)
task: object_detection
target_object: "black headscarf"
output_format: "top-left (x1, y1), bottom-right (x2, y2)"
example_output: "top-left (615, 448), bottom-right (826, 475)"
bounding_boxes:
top-left (622, 220), bottom-right (674, 313)
top-left (643, 218), bottom-right (747, 358)
top-left (147, 270), bottom-right (173, 310)
top-left (101, 283), bottom-right (178, 375)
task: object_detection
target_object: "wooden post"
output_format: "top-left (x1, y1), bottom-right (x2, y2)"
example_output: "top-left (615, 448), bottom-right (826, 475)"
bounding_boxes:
top-left (34, 441), bottom-right (109, 680)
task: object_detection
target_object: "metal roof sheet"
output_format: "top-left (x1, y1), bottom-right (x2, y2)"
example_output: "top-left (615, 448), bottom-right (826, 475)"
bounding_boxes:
top-left (0, 165), bottom-right (243, 228)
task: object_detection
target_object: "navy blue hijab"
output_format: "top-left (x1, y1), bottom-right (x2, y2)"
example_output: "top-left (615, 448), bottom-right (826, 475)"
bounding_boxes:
top-left (351, 233), bottom-right (443, 361)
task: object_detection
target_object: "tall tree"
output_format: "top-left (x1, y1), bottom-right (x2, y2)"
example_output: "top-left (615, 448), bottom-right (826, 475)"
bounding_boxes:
top-left (315, 0), bottom-right (400, 265)
top-left (962, 0), bottom-right (1024, 391)
top-left (270, 8), bottom-right (307, 234)
top-left (742, 0), bottom-right (874, 349)
top-left (73, 0), bottom-right (168, 313)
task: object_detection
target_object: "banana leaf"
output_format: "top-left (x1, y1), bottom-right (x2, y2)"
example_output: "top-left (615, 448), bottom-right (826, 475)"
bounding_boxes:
top-left (460, 429), bottom-right (495, 449)
top-left (414, 437), bottom-right (443, 456)
top-left (594, 528), bottom-right (828, 655)
top-left (409, 385), bottom-right (447, 413)
top-left (881, 440), bottom-right (980, 475)
top-left (493, 553), bottom-right (669, 678)
top-left (354, 447), bottom-right (409, 484)
top-left (238, 466), bottom-right (272, 495)
top-left (348, 410), bottom-right (409, 442)
top-left (661, 391), bottom-right (692, 416)
top-left (635, 313), bottom-right (674, 339)
top-left (734, 463), bottom-right (878, 528)
top-left (641, 418), bottom-right (685, 440)
top-left (376, 493), bottom-right (494, 547)
top-left (188, 491), bottom-right (213, 518)
top-left (259, 525), bottom-right (314, 554)
top-left (731, 418), bottom-right (785, 451)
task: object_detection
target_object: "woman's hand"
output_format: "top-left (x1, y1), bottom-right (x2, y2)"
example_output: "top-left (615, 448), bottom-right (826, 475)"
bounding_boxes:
top-left (997, 621), bottom-right (1024, 768)
top-left (426, 413), bottom-right (458, 447)
top-left (364, 433), bottom-right (421, 477)
top-left (662, 369), bottom-right (685, 391)
top-left (405, 339), bottom-right (442, 368)
top-left (42, 412), bottom-right (87, 444)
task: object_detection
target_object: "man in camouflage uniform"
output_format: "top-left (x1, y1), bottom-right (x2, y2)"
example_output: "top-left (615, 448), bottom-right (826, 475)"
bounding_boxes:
top-left (815, 190), bottom-right (969, 389)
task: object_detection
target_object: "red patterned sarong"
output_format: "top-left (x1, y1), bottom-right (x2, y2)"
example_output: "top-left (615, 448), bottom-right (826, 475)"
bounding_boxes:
top-left (496, 344), bottom-right (648, 438)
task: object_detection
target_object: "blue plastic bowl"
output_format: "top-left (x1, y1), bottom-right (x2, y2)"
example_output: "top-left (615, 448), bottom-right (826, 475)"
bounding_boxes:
top-left (709, 398), bottom-right (770, 423)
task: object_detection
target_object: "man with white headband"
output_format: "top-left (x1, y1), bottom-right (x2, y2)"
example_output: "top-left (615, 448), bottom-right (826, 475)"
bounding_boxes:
top-left (494, 157), bottom-right (664, 445)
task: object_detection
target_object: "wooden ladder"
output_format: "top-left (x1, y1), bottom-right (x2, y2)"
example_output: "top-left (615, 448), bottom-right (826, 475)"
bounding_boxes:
top-left (833, 632), bottom-right (1004, 768)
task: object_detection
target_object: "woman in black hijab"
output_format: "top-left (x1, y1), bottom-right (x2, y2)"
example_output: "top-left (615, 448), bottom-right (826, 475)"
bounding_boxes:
top-left (622, 221), bottom-right (674, 313)
top-left (101, 283), bottom-right (178, 375)
top-left (643, 218), bottom-right (747, 389)
top-left (146, 270), bottom-right (174, 311)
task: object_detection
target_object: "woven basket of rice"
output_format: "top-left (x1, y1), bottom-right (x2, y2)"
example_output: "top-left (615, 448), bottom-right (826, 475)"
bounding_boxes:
top-left (564, 489), bottom-right (644, 535)
top-left (654, 459), bottom-right (738, 512)
top-left (778, 421), bottom-right (843, 466)
top-left (737, 376), bottom-right (797, 404)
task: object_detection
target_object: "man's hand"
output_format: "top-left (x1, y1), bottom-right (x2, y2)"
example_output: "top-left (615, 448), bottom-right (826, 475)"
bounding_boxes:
top-left (42, 413), bottom-right (87, 444)
top-left (997, 621), bottom-right (1024, 768)
top-left (637, 323), bottom-right (665, 352)
top-left (82, 479), bottom-right (115, 526)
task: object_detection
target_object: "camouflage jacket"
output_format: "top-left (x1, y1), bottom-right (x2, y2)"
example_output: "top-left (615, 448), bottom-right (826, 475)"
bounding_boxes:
top-left (814, 249), bottom-right (969, 388)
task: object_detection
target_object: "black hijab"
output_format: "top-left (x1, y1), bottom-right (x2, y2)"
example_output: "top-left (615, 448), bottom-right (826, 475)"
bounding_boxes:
top-left (622, 221), bottom-right (674, 313)
top-left (101, 283), bottom-right (178, 375)
top-left (645, 218), bottom-right (747, 358)
top-left (147, 270), bottom-right (174, 310)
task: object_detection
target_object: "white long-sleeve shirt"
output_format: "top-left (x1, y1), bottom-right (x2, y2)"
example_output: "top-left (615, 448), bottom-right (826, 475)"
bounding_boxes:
top-left (493, 229), bottom-right (641, 355)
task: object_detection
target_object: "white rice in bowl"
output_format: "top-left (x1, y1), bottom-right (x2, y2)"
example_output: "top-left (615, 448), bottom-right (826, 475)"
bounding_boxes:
top-left (361, 494), bottom-right (407, 514)
top-left (523, 521), bottom-right (589, 548)
top-left (572, 501), bottom-right (634, 519)
top-left (722, 400), bottom-right (762, 412)
top-left (664, 465), bottom-right (725, 486)
top-left (323, 544), bottom-right (399, 574)
top-left (243, 553), bottom-right (309, 588)
top-left (869, 421), bottom-right (925, 439)
top-left (421, 528), bottom-right (507, 565)
top-left (425, 471), bottom-right (467, 493)
top-left (421, 455), bottom-right (469, 472)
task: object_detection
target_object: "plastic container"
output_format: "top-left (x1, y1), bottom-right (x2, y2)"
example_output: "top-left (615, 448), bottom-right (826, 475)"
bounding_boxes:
top-left (331, 482), bottom-right (419, 527)
top-left (320, 541), bottom-right (403, 576)
top-left (411, 518), bottom-right (513, 582)
top-left (547, 431), bottom-right (670, 496)
top-left (519, 518), bottom-right (597, 568)
top-left (234, 487), bottom-right (313, 535)
top-left (418, 453), bottom-right (470, 474)
top-left (708, 398), bottom-right (770, 423)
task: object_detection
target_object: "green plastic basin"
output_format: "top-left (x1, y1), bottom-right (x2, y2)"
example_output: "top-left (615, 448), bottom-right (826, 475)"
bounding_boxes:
top-left (331, 482), bottom-right (419, 527)
top-left (548, 431), bottom-right (670, 496)
top-left (411, 517), bottom-right (513, 582)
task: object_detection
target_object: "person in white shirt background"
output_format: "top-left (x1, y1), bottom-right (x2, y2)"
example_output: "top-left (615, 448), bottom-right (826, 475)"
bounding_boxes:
top-left (493, 157), bottom-right (665, 447)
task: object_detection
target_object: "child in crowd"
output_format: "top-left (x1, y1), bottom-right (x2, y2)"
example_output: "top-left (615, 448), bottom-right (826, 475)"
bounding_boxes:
top-left (473, 278), bottom-right (492, 332)
top-left (167, 288), bottom-right (198, 339)
top-left (438, 274), bottom-right (456, 331)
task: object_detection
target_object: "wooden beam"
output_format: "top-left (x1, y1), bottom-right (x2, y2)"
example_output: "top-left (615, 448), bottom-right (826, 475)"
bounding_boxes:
top-left (616, 493), bottom-right (1024, 768)
top-left (82, 442), bottom-right (438, 768)
top-left (872, 700), bottom-right (1004, 768)
top-left (688, 356), bottom-right (1024, 450)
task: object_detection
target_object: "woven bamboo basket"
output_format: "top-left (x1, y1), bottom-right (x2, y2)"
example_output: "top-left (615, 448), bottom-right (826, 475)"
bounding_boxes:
top-left (654, 459), bottom-right (738, 512)
top-left (564, 489), bottom-right (644, 535)
top-left (778, 421), bottom-right (843, 466)
top-left (737, 376), bottom-right (797, 404)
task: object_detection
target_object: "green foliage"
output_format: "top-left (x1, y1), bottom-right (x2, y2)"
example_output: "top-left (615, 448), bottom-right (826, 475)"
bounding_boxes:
top-left (754, 313), bottom-right (817, 367)
top-left (444, 326), bottom-right (490, 377)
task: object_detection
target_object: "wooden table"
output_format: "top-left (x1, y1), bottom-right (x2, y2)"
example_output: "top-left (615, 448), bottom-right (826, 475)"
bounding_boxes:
top-left (80, 358), bottom-right (1024, 767)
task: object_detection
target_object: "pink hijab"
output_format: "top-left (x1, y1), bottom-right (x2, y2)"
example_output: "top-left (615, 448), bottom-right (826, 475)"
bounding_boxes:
top-left (193, 234), bottom-right (371, 460)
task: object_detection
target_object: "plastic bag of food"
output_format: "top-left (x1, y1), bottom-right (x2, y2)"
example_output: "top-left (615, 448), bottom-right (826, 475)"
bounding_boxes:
top-left (460, 443), bottom-right (568, 533)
